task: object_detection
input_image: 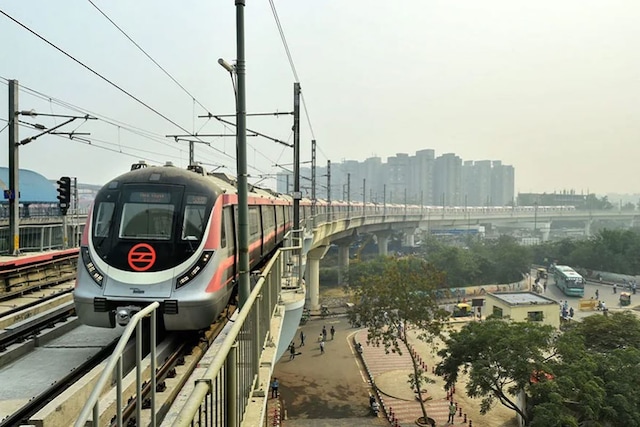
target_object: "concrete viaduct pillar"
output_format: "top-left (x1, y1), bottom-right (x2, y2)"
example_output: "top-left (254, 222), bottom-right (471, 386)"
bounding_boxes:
top-left (337, 242), bottom-right (350, 285)
top-left (402, 228), bottom-right (416, 248)
top-left (584, 219), bottom-right (592, 238)
top-left (374, 231), bottom-right (393, 256)
top-left (306, 245), bottom-right (330, 309)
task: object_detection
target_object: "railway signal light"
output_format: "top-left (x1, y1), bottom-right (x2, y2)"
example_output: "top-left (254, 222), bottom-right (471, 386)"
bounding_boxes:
top-left (56, 176), bottom-right (71, 215)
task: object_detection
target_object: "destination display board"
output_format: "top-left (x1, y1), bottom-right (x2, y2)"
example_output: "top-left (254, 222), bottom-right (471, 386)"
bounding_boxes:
top-left (130, 191), bottom-right (171, 204)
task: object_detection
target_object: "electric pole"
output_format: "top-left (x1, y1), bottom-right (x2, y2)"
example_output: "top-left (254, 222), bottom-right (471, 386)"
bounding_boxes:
top-left (326, 160), bottom-right (331, 221)
top-left (293, 83), bottom-right (301, 286)
top-left (383, 183), bottom-right (387, 216)
top-left (311, 139), bottom-right (316, 225)
top-left (362, 178), bottom-right (366, 215)
top-left (8, 80), bottom-right (19, 255)
top-left (347, 173), bottom-right (351, 218)
top-left (235, 0), bottom-right (250, 309)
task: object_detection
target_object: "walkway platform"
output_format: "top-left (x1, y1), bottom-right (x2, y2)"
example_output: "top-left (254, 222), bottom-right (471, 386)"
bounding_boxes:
top-left (0, 248), bottom-right (78, 270)
top-left (354, 329), bottom-right (464, 427)
top-left (270, 314), bottom-right (471, 427)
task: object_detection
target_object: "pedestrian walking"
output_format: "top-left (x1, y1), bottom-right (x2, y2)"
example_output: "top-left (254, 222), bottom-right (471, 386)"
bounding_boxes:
top-left (447, 401), bottom-right (456, 423)
top-left (299, 330), bottom-right (305, 347)
top-left (595, 289), bottom-right (599, 299)
top-left (289, 342), bottom-right (296, 360)
top-left (613, 283), bottom-right (617, 294)
top-left (569, 307), bottom-right (574, 318)
top-left (320, 340), bottom-right (325, 354)
top-left (322, 325), bottom-right (327, 341)
top-left (330, 325), bottom-right (335, 340)
top-left (271, 377), bottom-right (279, 398)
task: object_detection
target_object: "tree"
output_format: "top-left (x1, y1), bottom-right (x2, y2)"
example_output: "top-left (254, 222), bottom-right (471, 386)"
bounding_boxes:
top-left (346, 256), bottom-right (449, 426)
top-left (529, 312), bottom-right (640, 426)
top-left (435, 319), bottom-right (555, 425)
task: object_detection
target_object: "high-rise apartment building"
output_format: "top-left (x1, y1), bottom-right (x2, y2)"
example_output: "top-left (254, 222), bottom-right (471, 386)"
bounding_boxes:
top-left (276, 150), bottom-right (514, 207)
top-left (433, 153), bottom-right (463, 206)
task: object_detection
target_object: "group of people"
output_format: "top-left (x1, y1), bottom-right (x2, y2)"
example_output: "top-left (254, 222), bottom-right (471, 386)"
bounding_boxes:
top-left (318, 325), bottom-right (336, 354)
top-left (288, 325), bottom-right (336, 359)
top-left (560, 300), bottom-right (574, 318)
top-left (615, 279), bottom-right (637, 294)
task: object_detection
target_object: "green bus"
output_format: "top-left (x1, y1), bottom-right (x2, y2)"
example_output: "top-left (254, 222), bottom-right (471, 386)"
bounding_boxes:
top-left (554, 265), bottom-right (585, 297)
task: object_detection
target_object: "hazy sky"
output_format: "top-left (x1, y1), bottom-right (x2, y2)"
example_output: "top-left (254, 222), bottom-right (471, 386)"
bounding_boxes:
top-left (1, 1), bottom-right (639, 195)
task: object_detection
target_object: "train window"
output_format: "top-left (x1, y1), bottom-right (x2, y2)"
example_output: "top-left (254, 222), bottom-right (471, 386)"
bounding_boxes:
top-left (182, 195), bottom-right (208, 241)
top-left (220, 206), bottom-right (233, 248)
top-left (182, 205), bottom-right (206, 240)
top-left (94, 202), bottom-right (115, 237)
top-left (120, 203), bottom-right (175, 240)
top-left (249, 207), bottom-right (260, 236)
top-left (220, 209), bottom-right (226, 248)
top-left (263, 206), bottom-right (275, 232)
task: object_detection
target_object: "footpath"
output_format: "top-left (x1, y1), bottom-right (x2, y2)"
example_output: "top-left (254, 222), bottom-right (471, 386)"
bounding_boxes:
top-left (266, 312), bottom-right (491, 427)
top-left (353, 328), bottom-right (463, 426)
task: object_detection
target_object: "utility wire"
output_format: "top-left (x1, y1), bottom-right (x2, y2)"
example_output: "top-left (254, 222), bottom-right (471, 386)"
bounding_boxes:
top-left (86, 0), bottom-right (212, 115)
top-left (1, 76), bottom-right (265, 172)
top-left (0, 10), bottom-right (200, 139)
top-left (268, 0), bottom-right (299, 82)
top-left (0, 14), bottom-right (273, 176)
top-left (267, 0), bottom-right (325, 160)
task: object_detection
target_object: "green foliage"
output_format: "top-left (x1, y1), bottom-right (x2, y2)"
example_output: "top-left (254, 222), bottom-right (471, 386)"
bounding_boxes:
top-left (420, 235), bottom-right (530, 287)
top-left (346, 256), bottom-right (449, 422)
top-left (532, 312), bottom-right (640, 425)
top-left (319, 267), bottom-right (339, 285)
top-left (535, 229), bottom-right (640, 275)
top-left (435, 319), bottom-right (555, 425)
top-left (583, 194), bottom-right (614, 210)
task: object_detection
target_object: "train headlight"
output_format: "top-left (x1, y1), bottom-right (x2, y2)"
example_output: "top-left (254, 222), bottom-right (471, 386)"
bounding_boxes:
top-left (176, 251), bottom-right (214, 289)
top-left (81, 247), bottom-right (105, 287)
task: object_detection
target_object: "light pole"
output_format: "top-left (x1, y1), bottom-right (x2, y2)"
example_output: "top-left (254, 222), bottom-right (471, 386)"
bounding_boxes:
top-left (218, 0), bottom-right (250, 309)
top-left (534, 201), bottom-right (539, 237)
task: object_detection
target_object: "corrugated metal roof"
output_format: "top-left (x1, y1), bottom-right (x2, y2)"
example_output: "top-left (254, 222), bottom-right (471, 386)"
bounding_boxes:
top-left (0, 167), bottom-right (57, 203)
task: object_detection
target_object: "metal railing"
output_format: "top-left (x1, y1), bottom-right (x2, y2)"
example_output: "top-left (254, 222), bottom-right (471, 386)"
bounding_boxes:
top-left (75, 302), bottom-right (159, 427)
top-left (172, 250), bottom-right (282, 427)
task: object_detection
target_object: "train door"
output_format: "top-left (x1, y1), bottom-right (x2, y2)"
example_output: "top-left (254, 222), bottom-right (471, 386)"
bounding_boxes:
top-left (225, 206), bottom-right (237, 280)
top-left (248, 206), bottom-right (261, 268)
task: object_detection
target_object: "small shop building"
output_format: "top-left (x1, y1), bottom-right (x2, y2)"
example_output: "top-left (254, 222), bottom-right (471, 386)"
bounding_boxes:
top-left (486, 292), bottom-right (560, 329)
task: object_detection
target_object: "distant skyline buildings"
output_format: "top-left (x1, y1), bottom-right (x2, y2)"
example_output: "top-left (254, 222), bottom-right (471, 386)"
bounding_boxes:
top-left (276, 149), bottom-right (515, 207)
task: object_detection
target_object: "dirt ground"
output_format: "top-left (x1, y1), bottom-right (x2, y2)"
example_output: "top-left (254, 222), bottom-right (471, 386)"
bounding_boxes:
top-left (319, 286), bottom-right (520, 427)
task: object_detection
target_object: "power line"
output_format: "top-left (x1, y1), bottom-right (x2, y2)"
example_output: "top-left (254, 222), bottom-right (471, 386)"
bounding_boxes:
top-left (267, 1), bottom-right (324, 159)
top-left (268, 0), bottom-right (299, 82)
top-left (1, 76), bottom-right (256, 170)
top-left (0, 13), bottom-right (274, 178)
top-left (86, 0), bottom-right (212, 115)
top-left (0, 10), bottom-right (198, 138)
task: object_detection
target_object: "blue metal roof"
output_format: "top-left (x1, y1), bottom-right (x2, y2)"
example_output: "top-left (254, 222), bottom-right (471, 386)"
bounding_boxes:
top-left (0, 167), bottom-right (57, 203)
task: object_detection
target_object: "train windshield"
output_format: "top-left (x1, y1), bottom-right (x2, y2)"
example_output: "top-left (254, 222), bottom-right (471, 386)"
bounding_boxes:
top-left (119, 190), bottom-right (176, 240)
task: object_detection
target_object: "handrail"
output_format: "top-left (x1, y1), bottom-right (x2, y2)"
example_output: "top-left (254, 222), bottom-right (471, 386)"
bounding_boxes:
top-left (172, 250), bottom-right (280, 426)
top-left (75, 301), bottom-right (160, 427)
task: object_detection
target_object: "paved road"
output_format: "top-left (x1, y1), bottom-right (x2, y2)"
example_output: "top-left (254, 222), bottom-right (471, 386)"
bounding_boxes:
top-left (536, 273), bottom-right (639, 320)
top-left (272, 315), bottom-right (388, 426)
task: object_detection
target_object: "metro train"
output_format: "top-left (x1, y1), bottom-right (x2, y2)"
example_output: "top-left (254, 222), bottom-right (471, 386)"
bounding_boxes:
top-left (74, 160), bottom-right (576, 330)
top-left (73, 162), bottom-right (297, 330)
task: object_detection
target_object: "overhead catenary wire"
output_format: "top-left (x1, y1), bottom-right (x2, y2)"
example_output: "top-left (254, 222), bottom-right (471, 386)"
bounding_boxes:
top-left (1, 75), bottom-right (270, 174)
top-left (0, 10), bottom-right (210, 147)
top-left (267, 0), bottom-right (325, 161)
top-left (0, 12), bottom-right (276, 178)
top-left (86, 0), bottom-right (213, 115)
